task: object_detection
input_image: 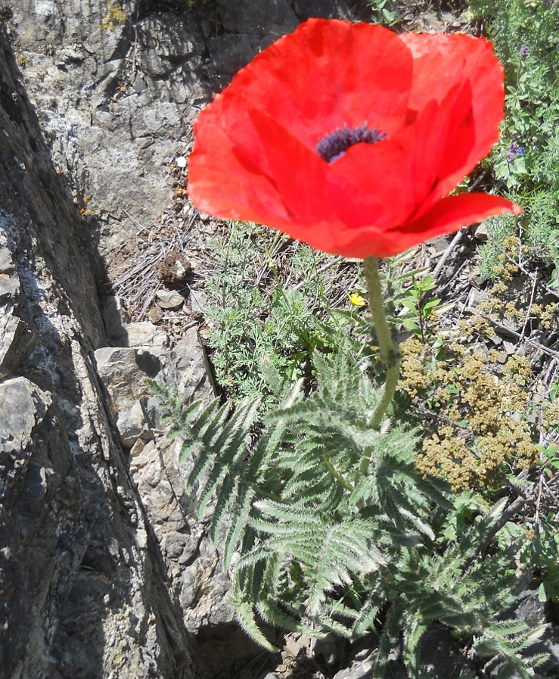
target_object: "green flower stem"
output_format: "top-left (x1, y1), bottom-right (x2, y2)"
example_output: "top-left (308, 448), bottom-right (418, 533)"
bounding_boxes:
top-left (360, 256), bottom-right (401, 474)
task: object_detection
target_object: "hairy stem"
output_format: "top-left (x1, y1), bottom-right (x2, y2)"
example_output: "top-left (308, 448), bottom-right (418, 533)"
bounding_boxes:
top-left (360, 257), bottom-right (401, 474)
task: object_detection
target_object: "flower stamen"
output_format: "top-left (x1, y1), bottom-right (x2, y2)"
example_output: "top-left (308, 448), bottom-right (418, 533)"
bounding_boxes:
top-left (316, 123), bottom-right (386, 163)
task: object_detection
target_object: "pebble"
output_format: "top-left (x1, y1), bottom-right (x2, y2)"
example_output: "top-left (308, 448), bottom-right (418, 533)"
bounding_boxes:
top-left (156, 289), bottom-right (184, 310)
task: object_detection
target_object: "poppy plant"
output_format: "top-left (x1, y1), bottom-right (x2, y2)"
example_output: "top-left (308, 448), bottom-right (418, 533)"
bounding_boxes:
top-left (188, 19), bottom-right (521, 259)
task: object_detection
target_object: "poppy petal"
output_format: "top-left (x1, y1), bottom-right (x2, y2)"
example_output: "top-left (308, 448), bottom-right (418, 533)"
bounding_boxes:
top-left (386, 193), bottom-right (521, 256)
top-left (188, 95), bottom-right (291, 224)
top-left (189, 20), bottom-right (515, 260)
top-left (407, 79), bottom-right (477, 222)
top-left (220, 18), bottom-right (413, 153)
top-left (248, 105), bottom-right (334, 224)
top-left (325, 132), bottom-right (417, 231)
top-left (402, 32), bottom-right (504, 200)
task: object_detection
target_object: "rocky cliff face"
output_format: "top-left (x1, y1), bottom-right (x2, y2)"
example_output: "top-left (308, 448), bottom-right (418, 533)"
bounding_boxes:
top-left (0, 25), bottom-right (200, 679)
top-left (7, 0), bottom-right (352, 259)
top-left (0, 1), bottom-right (358, 677)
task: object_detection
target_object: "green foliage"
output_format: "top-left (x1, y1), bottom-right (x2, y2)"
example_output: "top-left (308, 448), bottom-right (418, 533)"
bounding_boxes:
top-left (400, 274), bottom-right (443, 345)
top-left (470, 0), bottom-right (559, 279)
top-left (204, 222), bottom-right (340, 409)
top-left (368, 0), bottom-right (398, 25)
top-left (477, 213), bottom-right (519, 279)
top-left (153, 354), bottom-right (547, 675)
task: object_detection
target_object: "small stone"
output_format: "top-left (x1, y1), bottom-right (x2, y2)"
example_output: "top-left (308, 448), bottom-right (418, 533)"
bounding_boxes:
top-left (94, 347), bottom-right (160, 412)
top-left (473, 223), bottom-right (489, 242)
top-left (133, 76), bottom-right (147, 94)
top-left (467, 287), bottom-right (489, 309)
top-left (0, 315), bottom-right (27, 379)
top-left (125, 321), bottom-right (167, 352)
top-left (147, 306), bottom-right (164, 323)
top-left (189, 289), bottom-right (207, 314)
top-left (429, 236), bottom-right (449, 253)
top-left (116, 402), bottom-right (147, 448)
top-left (102, 295), bottom-right (130, 346)
top-left (0, 377), bottom-right (51, 453)
top-left (130, 439), bottom-right (156, 472)
top-left (314, 632), bottom-right (346, 665)
top-left (468, 266), bottom-right (486, 288)
top-left (156, 289), bottom-right (184, 310)
top-left (489, 333), bottom-right (503, 347)
top-left (175, 156), bottom-right (187, 167)
top-left (503, 340), bottom-right (517, 354)
top-left (129, 437), bottom-right (147, 458)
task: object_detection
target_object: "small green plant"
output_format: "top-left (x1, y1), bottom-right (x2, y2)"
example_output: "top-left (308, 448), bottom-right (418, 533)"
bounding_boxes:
top-left (368, 0), bottom-right (398, 25)
top-left (204, 221), bottom-right (359, 410)
top-left (400, 275), bottom-right (443, 346)
top-left (151, 354), bottom-right (548, 676)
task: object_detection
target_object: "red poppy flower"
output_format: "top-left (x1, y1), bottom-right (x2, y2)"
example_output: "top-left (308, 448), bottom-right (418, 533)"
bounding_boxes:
top-left (188, 19), bottom-right (521, 258)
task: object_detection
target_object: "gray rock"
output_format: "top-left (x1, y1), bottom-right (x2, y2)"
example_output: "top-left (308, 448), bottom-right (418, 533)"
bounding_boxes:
top-left (314, 631), bottom-right (347, 665)
top-left (291, 0), bottom-right (353, 20)
top-left (136, 14), bottom-right (203, 77)
top-left (0, 377), bottom-right (51, 453)
top-left (94, 346), bottom-right (161, 413)
top-left (163, 326), bottom-right (215, 399)
top-left (0, 274), bottom-right (19, 304)
top-left (473, 222), bottom-right (489, 242)
top-left (207, 33), bottom-right (263, 76)
top-left (0, 247), bottom-right (14, 275)
top-left (125, 321), bottom-right (167, 353)
top-left (156, 289), bottom-right (185, 310)
top-left (0, 21), bottom-right (197, 677)
top-left (189, 288), bottom-right (208, 314)
top-left (219, 0), bottom-right (298, 36)
top-left (0, 315), bottom-right (28, 379)
top-left (333, 659), bottom-right (374, 679)
top-left (116, 401), bottom-right (150, 448)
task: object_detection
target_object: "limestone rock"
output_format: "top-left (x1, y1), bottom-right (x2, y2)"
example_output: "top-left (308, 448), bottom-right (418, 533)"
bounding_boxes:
top-left (156, 289), bottom-right (185, 310)
top-left (0, 273), bottom-right (19, 304)
top-left (0, 247), bottom-right (15, 275)
top-left (116, 401), bottom-right (150, 448)
top-left (219, 0), bottom-right (298, 36)
top-left (0, 315), bottom-right (29, 379)
top-left (163, 326), bottom-right (216, 399)
top-left (94, 346), bottom-right (161, 413)
top-left (0, 377), bottom-right (51, 453)
top-left (125, 321), bottom-right (167, 354)
top-left (189, 288), bottom-right (208, 314)
top-left (0, 24), bottom-right (196, 677)
top-left (290, 0), bottom-right (352, 20)
top-left (148, 305), bottom-right (164, 323)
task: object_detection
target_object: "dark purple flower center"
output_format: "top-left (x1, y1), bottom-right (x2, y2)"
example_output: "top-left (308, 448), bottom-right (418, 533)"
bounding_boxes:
top-left (316, 124), bottom-right (386, 163)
